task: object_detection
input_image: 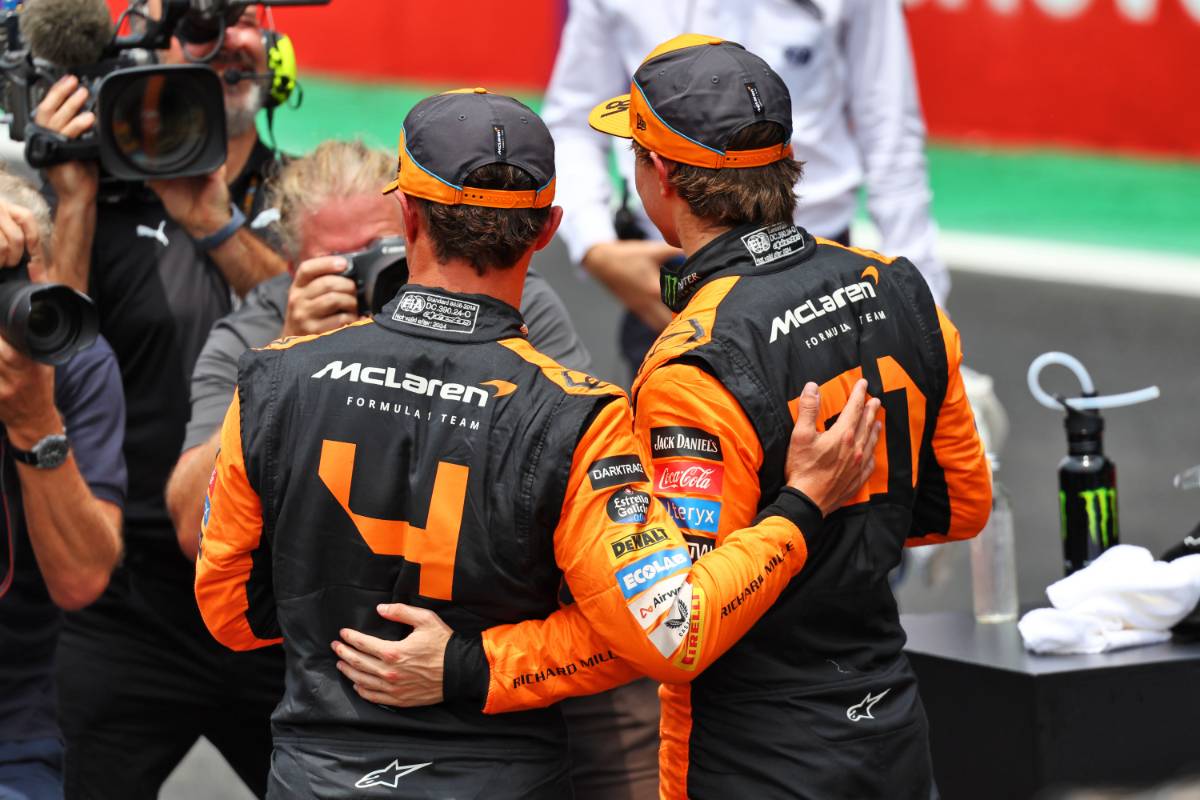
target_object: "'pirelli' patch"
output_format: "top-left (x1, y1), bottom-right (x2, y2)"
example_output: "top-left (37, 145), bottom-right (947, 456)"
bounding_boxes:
top-left (650, 426), bottom-right (723, 461)
top-left (608, 527), bottom-right (669, 562)
top-left (588, 455), bottom-right (648, 490)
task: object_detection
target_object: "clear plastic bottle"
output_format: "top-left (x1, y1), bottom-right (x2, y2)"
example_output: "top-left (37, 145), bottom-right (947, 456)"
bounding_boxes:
top-left (970, 462), bottom-right (1018, 623)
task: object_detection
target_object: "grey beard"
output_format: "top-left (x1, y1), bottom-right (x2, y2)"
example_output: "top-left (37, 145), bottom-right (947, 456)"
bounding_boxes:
top-left (225, 82), bottom-right (265, 137)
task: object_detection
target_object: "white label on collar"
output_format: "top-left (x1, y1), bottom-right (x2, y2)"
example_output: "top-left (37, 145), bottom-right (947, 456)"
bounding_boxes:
top-left (392, 291), bottom-right (480, 335)
top-left (740, 223), bottom-right (804, 267)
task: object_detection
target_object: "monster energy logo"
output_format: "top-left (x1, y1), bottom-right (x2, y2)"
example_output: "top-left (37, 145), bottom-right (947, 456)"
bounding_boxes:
top-left (661, 274), bottom-right (679, 307)
top-left (1079, 487), bottom-right (1118, 547)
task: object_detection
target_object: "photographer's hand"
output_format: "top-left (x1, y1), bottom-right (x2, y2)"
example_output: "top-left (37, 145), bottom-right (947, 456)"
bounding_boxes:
top-left (34, 75), bottom-right (98, 293)
top-left (149, 168), bottom-right (287, 296)
top-left (149, 167), bottom-right (233, 242)
top-left (280, 256), bottom-right (360, 339)
top-left (0, 199), bottom-right (42, 267)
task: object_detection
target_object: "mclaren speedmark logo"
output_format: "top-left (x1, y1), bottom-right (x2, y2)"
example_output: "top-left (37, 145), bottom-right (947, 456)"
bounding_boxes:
top-left (311, 361), bottom-right (517, 407)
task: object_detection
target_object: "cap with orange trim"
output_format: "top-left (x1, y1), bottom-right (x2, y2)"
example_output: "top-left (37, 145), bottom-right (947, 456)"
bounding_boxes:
top-left (382, 88), bottom-right (556, 209)
top-left (588, 34), bottom-right (793, 169)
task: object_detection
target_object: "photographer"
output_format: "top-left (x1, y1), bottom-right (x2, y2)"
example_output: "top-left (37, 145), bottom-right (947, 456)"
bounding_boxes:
top-left (166, 139), bottom-right (591, 557)
top-left (32, 3), bottom-right (290, 796)
top-left (0, 170), bottom-right (124, 799)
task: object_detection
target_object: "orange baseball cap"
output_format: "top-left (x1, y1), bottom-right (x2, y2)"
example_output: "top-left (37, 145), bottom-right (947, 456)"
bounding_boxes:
top-left (588, 35), bottom-right (793, 169)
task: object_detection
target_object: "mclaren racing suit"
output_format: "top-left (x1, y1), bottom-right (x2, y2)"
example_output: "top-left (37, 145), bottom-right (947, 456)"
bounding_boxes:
top-left (194, 285), bottom-right (829, 799)
top-left (442, 226), bottom-right (992, 799)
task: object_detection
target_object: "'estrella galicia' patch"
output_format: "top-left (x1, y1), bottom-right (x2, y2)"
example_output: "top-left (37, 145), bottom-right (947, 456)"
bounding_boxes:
top-left (588, 455), bottom-right (648, 491)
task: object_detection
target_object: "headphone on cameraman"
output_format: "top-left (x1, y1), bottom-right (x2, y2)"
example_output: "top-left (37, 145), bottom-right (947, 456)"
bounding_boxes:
top-left (261, 28), bottom-right (298, 110)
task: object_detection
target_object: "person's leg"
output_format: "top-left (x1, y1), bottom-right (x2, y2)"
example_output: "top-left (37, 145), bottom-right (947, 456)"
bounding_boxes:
top-left (56, 626), bottom-right (200, 800)
top-left (0, 738), bottom-right (64, 800)
top-left (202, 648), bottom-right (285, 798)
top-left (562, 679), bottom-right (660, 800)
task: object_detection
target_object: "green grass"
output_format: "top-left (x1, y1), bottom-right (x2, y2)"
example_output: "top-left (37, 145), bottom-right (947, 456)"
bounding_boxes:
top-left (267, 75), bottom-right (1200, 257)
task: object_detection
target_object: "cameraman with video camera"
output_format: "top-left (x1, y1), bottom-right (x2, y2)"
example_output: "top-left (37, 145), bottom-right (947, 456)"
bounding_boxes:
top-left (0, 169), bottom-right (125, 800)
top-left (166, 139), bottom-right (592, 557)
top-left (23, 0), bottom-right (299, 795)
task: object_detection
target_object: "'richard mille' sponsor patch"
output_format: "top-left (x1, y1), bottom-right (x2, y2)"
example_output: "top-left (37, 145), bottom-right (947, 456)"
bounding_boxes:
top-left (391, 291), bottom-right (480, 335)
top-left (588, 455), bottom-right (648, 490)
top-left (740, 222), bottom-right (805, 267)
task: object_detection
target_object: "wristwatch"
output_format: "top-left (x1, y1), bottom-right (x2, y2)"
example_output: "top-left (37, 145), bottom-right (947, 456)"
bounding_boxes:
top-left (9, 432), bottom-right (70, 469)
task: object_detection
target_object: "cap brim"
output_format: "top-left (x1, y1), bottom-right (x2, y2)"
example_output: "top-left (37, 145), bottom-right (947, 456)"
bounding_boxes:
top-left (381, 178), bottom-right (400, 195)
top-left (588, 94), bottom-right (633, 138)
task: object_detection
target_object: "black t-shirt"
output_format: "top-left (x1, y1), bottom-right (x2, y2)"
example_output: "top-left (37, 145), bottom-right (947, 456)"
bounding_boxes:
top-left (89, 140), bottom-right (280, 540)
top-left (0, 337), bottom-right (127, 742)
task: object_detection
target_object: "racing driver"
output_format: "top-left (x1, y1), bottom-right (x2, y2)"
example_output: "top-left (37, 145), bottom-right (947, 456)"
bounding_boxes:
top-left (335, 38), bottom-right (992, 799)
top-left (194, 88), bottom-right (880, 798)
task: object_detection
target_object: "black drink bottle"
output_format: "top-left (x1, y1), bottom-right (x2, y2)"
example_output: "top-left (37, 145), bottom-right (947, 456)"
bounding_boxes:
top-left (1058, 407), bottom-right (1118, 575)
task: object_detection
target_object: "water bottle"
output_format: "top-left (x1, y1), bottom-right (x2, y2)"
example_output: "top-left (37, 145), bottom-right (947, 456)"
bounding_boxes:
top-left (1058, 407), bottom-right (1118, 575)
top-left (970, 460), bottom-right (1018, 623)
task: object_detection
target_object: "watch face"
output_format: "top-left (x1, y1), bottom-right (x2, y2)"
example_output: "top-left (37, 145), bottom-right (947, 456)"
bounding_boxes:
top-left (33, 435), bottom-right (69, 469)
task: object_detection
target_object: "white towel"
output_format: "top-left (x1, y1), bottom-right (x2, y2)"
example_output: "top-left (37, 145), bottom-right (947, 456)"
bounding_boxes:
top-left (1018, 545), bottom-right (1200, 655)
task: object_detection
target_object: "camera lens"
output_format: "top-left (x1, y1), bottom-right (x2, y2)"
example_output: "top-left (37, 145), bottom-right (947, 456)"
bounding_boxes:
top-left (108, 72), bottom-right (208, 176)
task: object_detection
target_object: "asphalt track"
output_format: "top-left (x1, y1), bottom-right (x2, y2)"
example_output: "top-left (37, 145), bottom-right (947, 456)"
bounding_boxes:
top-left (165, 238), bottom-right (1200, 797)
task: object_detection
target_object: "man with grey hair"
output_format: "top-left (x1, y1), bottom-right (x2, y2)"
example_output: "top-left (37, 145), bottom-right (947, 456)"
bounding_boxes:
top-left (167, 139), bottom-right (591, 557)
top-left (0, 169), bottom-right (126, 798)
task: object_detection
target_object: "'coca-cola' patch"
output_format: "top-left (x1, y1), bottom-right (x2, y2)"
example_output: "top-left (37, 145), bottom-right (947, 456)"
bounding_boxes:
top-left (654, 460), bottom-right (724, 497)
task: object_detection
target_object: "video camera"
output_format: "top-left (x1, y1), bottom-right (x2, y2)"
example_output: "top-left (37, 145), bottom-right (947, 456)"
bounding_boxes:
top-left (0, 0), bottom-right (326, 182)
top-left (339, 236), bottom-right (408, 316)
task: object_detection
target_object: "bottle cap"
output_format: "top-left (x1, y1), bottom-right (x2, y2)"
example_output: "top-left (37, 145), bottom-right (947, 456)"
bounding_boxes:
top-left (1063, 402), bottom-right (1104, 456)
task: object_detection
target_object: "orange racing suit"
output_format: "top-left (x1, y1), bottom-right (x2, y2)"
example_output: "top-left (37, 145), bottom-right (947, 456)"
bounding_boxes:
top-left (194, 285), bottom-right (829, 798)
top-left (441, 225), bottom-right (992, 799)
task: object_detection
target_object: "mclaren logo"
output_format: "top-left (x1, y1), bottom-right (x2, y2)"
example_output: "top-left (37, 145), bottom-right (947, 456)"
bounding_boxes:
top-left (861, 265), bottom-right (880, 285)
top-left (311, 361), bottom-right (516, 407)
top-left (768, 280), bottom-right (877, 343)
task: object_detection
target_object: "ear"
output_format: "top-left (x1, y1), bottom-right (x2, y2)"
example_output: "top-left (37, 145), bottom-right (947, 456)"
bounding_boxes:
top-left (395, 193), bottom-right (421, 249)
top-left (649, 153), bottom-right (674, 199)
top-left (532, 205), bottom-right (564, 253)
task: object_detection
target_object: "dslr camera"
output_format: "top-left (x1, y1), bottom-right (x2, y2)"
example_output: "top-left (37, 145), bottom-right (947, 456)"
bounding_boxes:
top-left (0, 252), bottom-right (98, 365)
top-left (0, 0), bottom-right (325, 182)
top-left (339, 236), bottom-right (408, 316)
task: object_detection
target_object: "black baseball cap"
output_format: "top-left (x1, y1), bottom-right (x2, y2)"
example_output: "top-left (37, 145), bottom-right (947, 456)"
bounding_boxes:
top-left (588, 35), bottom-right (793, 169)
top-left (383, 89), bottom-right (556, 208)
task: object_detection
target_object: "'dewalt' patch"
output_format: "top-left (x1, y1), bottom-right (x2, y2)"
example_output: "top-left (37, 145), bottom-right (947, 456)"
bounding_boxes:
top-left (588, 455), bottom-right (648, 491)
top-left (608, 526), bottom-right (669, 563)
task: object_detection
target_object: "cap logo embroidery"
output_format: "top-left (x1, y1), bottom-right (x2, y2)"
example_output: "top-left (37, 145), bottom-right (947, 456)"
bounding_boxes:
top-left (493, 125), bottom-right (507, 158)
top-left (600, 98), bottom-right (631, 118)
top-left (745, 82), bottom-right (765, 115)
top-left (636, 113), bottom-right (647, 132)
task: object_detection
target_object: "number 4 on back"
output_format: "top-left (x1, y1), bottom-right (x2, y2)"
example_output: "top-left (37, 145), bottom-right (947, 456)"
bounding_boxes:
top-left (318, 440), bottom-right (467, 601)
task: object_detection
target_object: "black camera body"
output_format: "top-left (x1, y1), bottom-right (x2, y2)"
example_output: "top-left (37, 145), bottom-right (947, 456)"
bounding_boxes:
top-left (0, 254), bottom-right (98, 365)
top-left (339, 236), bottom-right (408, 316)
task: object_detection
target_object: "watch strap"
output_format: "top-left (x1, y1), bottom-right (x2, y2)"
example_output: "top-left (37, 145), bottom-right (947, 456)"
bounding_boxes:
top-left (195, 203), bottom-right (247, 251)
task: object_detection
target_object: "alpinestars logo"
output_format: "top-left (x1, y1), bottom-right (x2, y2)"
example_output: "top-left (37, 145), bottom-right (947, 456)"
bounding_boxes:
top-left (769, 279), bottom-right (877, 343)
top-left (354, 759), bottom-right (432, 789)
top-left (311, 361), bottom-right (510, 408)
top-left (846, 689), bottom-right (890, 722)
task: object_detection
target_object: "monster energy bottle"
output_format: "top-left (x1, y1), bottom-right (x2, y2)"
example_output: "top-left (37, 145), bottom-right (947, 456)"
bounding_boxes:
top-left (1058, 406), bottom-right (1118, 575)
